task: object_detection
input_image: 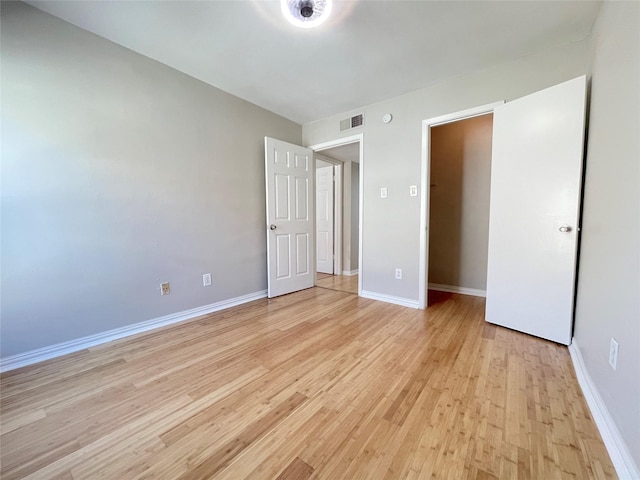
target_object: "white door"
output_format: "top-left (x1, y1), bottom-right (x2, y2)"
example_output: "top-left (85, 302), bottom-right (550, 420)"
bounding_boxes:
top-left (265, 137), bottom-right (315, 298)
top-left (316, 165), bottom-right (334, 274)
top-left (485, 76), bottom-right (587, 345)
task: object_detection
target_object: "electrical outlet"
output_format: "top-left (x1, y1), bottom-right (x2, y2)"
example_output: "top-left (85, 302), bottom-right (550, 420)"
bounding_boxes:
top-left (380, 187), bottom-right (388, 199)
top-left (203, 273), bottom-right (212, 287)
top-left (609, 338), bottom-right (618, 370)
top-left (395, 268), bottom-right (402, 280)
top-left (160, 282), bottom-right (170, 296)
top-left (410, 185), bottom-right (418, 197)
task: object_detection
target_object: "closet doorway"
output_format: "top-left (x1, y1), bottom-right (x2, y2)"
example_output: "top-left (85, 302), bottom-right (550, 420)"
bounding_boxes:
top-left (418, 102), bottom-right (503, 309)
top-left (428, 114), bottom-right (493, 303)
top-left (419, 76), bottom-right (587, 346)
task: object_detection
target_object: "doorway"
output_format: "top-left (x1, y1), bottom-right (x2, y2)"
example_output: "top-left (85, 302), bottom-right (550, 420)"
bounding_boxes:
top-left (310, 134), bottom-right (363, 296)
top-left (428, 114), bottom-right (493, 304)
top-left (418, 102), bottom-right (503, 309)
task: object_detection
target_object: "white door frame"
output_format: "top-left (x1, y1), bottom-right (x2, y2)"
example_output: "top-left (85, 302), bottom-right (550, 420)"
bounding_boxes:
top-left (418, 102), bottom-right (503, 309)
top-left (314, 155), bottom-right (343, 275)
top-left (308, 133), bottom-right (364, 296)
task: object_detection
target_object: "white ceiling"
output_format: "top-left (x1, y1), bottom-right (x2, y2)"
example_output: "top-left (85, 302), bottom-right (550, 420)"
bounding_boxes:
top-left (27, 1), bottom-right (601, 125)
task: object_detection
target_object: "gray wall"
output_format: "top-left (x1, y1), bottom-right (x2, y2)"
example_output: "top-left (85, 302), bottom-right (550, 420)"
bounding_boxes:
top-left (574, 0), bottom-right (640, 468)
top-left (303, 39), bottom-right (590, 301)
top-left (1, 2), bottom-right (301, 357)
top-left (429, 115), bottom-right (492, 291)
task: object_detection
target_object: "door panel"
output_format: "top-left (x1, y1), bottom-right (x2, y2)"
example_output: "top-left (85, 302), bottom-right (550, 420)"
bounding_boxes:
top-left (265, 137), bottom-right (315, 297)
top-left (276, 235), bottom-right (290, 279)
top-left (275, 174), bottom-right (290, 219)
top-left (485, 76), bottom-right (587, 345)
top-left (296, 233), bottom-right (310, 274)
top-left (316, 165), bottom-right (334, 274)
top-left (295, 177), bottom-right (309, 220)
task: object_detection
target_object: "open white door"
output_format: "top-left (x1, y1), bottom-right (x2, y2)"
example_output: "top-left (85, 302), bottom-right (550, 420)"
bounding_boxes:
top-left (316, 165), bottom-right (334, 274)
top-left (265, 137), bottom-right (315, 298)
top-left (485, 76), bottom-right (587, 345)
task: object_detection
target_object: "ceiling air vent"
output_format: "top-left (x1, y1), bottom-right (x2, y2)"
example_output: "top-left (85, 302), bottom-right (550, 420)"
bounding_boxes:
top-left (340, 113), bottom-right (364, 131)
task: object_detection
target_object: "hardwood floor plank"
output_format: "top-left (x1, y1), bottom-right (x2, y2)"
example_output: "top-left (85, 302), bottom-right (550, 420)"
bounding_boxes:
top-left (214, 401), bottom-right (326, 480)
top-left (275, 457), bottom-right (314, 480)
top-left (315, 273), bottom-right (358, 294)
top-left (13, 394), bottom-right (192, 480)
top-left (1, 439), bottom-right (80, 480)
top-left (172, 392), bottom-right (308, 480)
top-left (0, 289), bottom-right (616, 479)
top-left (0, 407), bottom-right (46, 435)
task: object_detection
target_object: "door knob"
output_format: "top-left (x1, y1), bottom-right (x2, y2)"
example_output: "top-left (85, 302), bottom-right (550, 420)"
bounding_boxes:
top-left (559, 225), bottom-right (572, 233)
top-left (269, 224), bottom-right (277, 230)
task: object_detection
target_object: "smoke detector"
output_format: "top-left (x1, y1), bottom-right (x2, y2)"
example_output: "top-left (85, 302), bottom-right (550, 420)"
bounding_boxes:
top-left (281, 0), bottom-right (333, 28)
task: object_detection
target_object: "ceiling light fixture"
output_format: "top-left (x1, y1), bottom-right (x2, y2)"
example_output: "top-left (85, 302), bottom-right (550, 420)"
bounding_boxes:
top-left (281, 0), bottom-right (333, 29)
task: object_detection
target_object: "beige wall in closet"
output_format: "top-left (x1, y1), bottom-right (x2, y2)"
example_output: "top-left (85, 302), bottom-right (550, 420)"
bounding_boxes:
top-left (428, 115), bottom-right (493, 291)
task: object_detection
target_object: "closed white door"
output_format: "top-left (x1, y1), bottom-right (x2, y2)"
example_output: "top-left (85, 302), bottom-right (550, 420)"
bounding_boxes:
top-left (316, 165), bottom-right (334, 274)
top-left (265, 137), bottom-right (315, 298)
top-left (485, 76), bottom-right (587, 345)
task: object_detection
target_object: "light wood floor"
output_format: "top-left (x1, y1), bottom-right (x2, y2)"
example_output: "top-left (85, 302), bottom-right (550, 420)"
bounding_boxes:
top-left (1, 288), bottom-right (615, 479)
top-left (316, 273), bottom-right (358, 294)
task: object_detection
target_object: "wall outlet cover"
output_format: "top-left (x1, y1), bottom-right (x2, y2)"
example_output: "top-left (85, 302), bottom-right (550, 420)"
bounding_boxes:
top-left (203, 273), bottom-right (212, 287)
top-left (160, 282), bottom-right (170, 295)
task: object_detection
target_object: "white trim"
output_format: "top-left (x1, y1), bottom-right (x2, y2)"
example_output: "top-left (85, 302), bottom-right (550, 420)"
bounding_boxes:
top-left (0, 290), bottom-right (267, 373)
top-left (569, 339), bottom-right (640, 480)
top-left (423, 103), bottom-right (504, 128)
top-left (418, 121), bottom-right (429, 310)
top-left (357, 139), bottom-right (364, 299)
top-left (342, 269), bottom-right (359, 276)
top-left (333, 163), bottom-right (343, 275)
top-left (419, 101), bottom-right (504, 309)
top-left (308, 133), bottom-right (364, 298)
top-left (361, 290), bottom-right (420, 309)
top-left (428, 283), bottom-right (486, 297)
top-left (308, 133), bottom-right (363, 152)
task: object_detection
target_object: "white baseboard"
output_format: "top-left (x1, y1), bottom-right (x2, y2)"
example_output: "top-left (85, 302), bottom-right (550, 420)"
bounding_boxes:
top-left (569, 339), bottom-right (640, 480)
top-left (361, 290), bottom-right (420, 309)
top-left (428, 283), bottom-right (486, 298)
top-left (0, 290), bottom-right (268, 373)
top-left (342, 269), bottom-right (359, 276)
